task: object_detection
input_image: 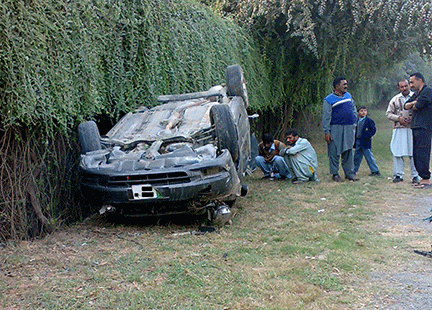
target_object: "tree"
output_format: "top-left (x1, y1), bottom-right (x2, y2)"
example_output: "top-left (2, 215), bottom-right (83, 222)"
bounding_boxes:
top-left (205, 0), bottom-right (432, 134)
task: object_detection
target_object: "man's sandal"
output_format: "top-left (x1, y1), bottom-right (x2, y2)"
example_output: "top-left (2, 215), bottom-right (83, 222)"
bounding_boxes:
top-left (413, 183), bottom-right (432, 189)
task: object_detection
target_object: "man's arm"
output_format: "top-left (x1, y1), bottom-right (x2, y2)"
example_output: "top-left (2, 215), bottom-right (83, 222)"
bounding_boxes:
top-left (322, 99), bottom-right (332, 133)
top-left (405, 100), bottom-right (417, 110)
top-left (257, 142), bottom-right (265, 156)
top-left (413, 87), bottom-right (432, 110)
top-left (322, 99), bottom-right (333, 143)
top-left (386, 97), bottom-right (400, 122)
top-left (275, 140), bottom-right (286, 153)
top-left (286, 139), bottom-right (311, 155)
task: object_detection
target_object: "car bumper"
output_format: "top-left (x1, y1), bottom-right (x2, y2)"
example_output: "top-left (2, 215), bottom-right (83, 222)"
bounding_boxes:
top-left (80, 150), bottom-right (241, 208)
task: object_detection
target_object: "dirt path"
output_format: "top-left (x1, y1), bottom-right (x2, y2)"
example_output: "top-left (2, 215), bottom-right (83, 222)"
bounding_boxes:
top-left (359, 193), bottom-right (432, 309)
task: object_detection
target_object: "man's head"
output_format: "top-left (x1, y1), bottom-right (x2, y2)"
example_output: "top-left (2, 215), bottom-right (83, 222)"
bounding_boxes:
top-left (357, 106), bottom-right (368, 118)
top-left (397, 79), bottom-right (410, 96)
top-left (409, 72), bottom-right (425, 92)
top-left (333, 76), bottom-right (348, 96)
top-left (285, 129), bottom-right (299, 145)
top-left (263, 133), bottom-right (273, 149)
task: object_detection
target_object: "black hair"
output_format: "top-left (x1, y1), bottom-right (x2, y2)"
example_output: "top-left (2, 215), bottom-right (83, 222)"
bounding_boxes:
top-left (263, 133), bottom-right (273, 144)
top-left (397, 79), bottom-right (408, 87)
top-left (357, 106), bottom-right (367, 112)
top-left (285, 129), bottom-right (298, 137)
top-left (333, 76), bottom-right (346, 89)
top-left (410, 72), bottom-right (425, 83)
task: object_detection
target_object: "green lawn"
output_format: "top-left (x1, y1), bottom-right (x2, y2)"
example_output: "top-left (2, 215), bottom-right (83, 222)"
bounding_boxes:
top-left (1, 109), bottom-right (430, 309)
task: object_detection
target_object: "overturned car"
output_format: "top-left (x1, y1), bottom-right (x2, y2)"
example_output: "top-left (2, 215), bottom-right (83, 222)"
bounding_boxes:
top-left (78, 65), bottom-right (251, 225)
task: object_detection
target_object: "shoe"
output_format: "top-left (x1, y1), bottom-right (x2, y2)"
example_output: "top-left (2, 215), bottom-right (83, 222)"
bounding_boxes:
top-left (292, 179), bottom-right (307, 184)
top-left (369, 171), bottom-right (381, 176)
top-left (346, 177), bottom-right (360, 182)
top-left (412, 176), bottom-right (420, 184)
top-left (261, 175), bottom-right (271, 179)
top-left (393, 176), bottom-right (403, 183)
top-left (332, 175), bottom-right (343, 182)
top-left (413, 182), bottom-right (432, 189)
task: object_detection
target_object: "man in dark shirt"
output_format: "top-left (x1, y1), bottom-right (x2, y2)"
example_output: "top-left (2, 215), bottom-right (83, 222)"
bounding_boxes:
top-left (404, 72), bottom-right (432, 187)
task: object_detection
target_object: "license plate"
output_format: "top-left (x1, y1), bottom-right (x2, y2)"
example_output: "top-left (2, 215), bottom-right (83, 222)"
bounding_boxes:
top-left (131, 184), bottom-right (157, 200)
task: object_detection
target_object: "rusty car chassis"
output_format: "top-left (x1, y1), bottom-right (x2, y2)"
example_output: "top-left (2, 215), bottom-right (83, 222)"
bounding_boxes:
top-left (78, 65), bottom-right (251, 225)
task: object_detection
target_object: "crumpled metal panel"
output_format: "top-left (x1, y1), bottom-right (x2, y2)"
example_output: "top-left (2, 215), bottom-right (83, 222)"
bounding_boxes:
top-left (81, 143), bottom-right (217, 171)
top-left (103, 99), bottom-right (217, 146)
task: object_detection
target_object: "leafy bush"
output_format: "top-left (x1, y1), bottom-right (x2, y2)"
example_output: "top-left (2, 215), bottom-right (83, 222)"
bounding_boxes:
top-left (0, 0), bottom-right (269, 239)
top-left (0, 0), bottom-right (268, 135)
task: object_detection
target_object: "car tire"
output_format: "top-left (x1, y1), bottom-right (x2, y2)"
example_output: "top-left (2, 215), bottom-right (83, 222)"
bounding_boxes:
top-left (78, 121), bottom-right (102, 154)
top-left (240, 184), bottom-right (248, 196)
top-left (210, 104), bottom-right (239, 162)
top-left (226, 64), bottom-right (249, 108)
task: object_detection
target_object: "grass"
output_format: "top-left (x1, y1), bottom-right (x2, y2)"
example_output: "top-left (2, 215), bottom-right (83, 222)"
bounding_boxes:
top-left (1, 108), bottom-right (432, 309)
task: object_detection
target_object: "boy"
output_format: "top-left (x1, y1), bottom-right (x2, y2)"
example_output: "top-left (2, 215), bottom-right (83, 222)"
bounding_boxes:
top-left (354, 107), bottom-right (380, 176)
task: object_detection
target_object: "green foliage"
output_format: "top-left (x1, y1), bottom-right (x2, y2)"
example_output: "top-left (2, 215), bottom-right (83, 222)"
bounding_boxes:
top-left (354, 53), bottom-right (432, 108)
top-left (206, 0), bottom-right (432, 124)
top-left (0, 0), bottom-right (268, 137)
top-left (0, 0), bottom-right (270, 240)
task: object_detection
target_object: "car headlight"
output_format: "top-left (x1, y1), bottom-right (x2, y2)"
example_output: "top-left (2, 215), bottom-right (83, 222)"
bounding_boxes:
top-left (203, 166), bottom-right (222, 177)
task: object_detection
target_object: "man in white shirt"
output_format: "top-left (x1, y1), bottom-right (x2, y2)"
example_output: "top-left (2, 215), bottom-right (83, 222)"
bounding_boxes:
top-left (385, 79), bottom-right (419, 183)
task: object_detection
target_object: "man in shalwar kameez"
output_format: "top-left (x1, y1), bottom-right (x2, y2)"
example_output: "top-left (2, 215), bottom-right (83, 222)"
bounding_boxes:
top-left (281, 129), bottom-right (318, 183)
top-left (322, 77), bottom-right (359, 182)
top-left (385, 79), bottom-right (419, 183)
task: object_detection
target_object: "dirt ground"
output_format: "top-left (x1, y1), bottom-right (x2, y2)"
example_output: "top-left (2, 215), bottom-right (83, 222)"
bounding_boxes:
top-left (357, 193), bottom-right (432, 309)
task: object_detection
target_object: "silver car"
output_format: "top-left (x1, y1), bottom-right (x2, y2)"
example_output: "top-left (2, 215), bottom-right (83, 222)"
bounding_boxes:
top-left (78, 65), bottom-right (251, 225)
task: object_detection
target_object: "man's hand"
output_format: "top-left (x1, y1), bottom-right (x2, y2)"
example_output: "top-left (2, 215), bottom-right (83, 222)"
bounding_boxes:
top-left (325, 133), bottom-right (333, 144)
top-left (398, 116), bottom-right (408, 126)
top-left (264, 155), bottom-right (274, 163)
top-left (405, 100), bottom-right (417, 110)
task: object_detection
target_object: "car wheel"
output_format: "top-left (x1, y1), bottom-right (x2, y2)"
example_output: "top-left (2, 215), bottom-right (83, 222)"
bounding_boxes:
top-left (210, 104), bottom-right (239, 162)
top-left (78, 121), bottom-right (102, 154)
top-left (226, 64), bottom-right (249, 108)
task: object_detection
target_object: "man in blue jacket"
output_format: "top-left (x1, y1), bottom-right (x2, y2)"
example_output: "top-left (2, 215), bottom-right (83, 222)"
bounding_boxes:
top-left (322, 77), bottom-right (359, 182)
top-left (353, 106), bottom-right (380, 176)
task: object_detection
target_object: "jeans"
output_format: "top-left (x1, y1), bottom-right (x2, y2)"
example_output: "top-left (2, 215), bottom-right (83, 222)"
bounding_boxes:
top-left (353, 147), bottom-right (379, 174)
top-left (255, 155), bottom-right (290, 178)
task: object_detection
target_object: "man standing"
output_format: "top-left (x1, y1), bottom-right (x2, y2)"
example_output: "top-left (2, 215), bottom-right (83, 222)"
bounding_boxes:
top-left (322, 77), bottom-right (358, 182)
top-left (255, 133), bottom-right (291, 180)
top-left (280, 129), bottom-right (318, 184)
top-left (404, 72), bottom-right (432, 188)
top-left (386, 79), bottom-right (419, 183)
